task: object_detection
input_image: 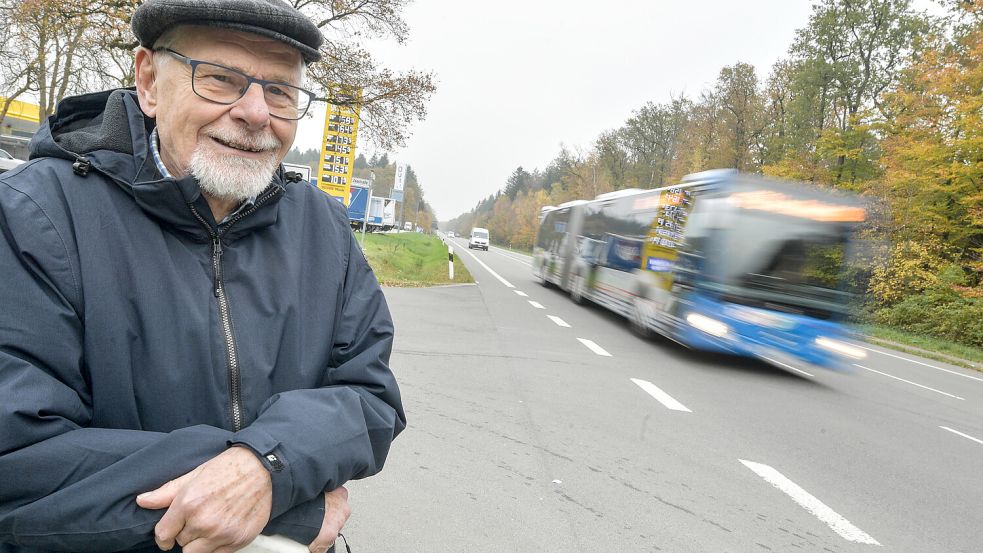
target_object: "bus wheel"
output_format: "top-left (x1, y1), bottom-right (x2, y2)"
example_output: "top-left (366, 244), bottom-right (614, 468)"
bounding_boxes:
top-left (536, 264), bottom-right (550, 287)
top-left (571, 273), bottom-right (586, 304)
top-left (630, 299), bottom-right (652, 338)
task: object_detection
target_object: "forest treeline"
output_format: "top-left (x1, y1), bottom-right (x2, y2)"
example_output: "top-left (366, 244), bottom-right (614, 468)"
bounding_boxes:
top-left (285, 148), bottom-right (438, 232)
top-left (447, 0), bottom-right (983, 348)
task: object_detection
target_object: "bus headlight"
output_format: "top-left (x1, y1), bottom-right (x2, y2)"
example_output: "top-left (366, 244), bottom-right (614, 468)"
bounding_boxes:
top-left (815, 337), bottom-right (866, 359)
top-left (686, 313), bottom-right (729, 338)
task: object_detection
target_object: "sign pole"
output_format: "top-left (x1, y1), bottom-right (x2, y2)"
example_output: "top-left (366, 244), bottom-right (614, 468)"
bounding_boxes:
top-left (393, 162), bottom-right (407, 231)
top-left (361, 172), bottom-right (374, 248)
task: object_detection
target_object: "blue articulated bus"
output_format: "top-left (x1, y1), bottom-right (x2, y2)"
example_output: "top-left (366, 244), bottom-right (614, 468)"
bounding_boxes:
top-left (532, 169), bottom-right (868, 372)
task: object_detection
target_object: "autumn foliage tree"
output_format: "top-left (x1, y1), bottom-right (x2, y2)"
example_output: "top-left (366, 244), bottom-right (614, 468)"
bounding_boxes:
top-left (0, 0), bottom-right (131, 120)
top-left (866, 0), bottom-right (983, 344)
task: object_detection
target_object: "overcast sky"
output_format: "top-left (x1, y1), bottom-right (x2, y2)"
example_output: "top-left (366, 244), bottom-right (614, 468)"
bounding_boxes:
top-left (296, 0), bottom-right (942, 221)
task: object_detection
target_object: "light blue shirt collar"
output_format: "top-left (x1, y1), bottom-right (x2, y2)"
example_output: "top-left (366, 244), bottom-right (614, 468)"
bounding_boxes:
top-left (149, 127), bottom-right (256, 223)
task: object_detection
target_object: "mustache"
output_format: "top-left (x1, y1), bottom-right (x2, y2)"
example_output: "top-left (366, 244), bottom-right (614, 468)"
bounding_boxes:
top-left (204, 127), bottom-right (282, 153)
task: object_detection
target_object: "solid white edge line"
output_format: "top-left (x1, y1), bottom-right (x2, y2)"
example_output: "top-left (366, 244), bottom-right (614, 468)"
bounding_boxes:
top-left (759, 355), bottom-right (814, 378)
top-left (739, 459), bottom-right (881, 546)
top-left (528, 301), bottom-right (545, 309)
top-left (577, 338), bottom-right (612, 357)
top-left (547, 315), bottom-right (571, 328)
top-left (855, 344), bottom-right (983, 383)
top-left (457, 245), bottom-right (515, 288)
top-left (630, 378), bottom-right (691, 412)
top-left (514, 290), bottom-right (529, 297)
top-left (855, 364), bottom-right (965, 400)
top-left (940, 426), bottom-right (983, 446)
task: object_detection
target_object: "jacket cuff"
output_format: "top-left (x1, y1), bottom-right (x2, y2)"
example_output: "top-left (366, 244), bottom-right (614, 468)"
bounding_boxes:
top-left (229, 427), bottom-right (294, 518)
top-left (262, 494), bottom-right (325, 544)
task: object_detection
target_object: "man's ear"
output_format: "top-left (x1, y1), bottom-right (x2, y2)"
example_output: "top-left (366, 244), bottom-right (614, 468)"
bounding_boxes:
top-left (134, 47), bottom-right (159, 118)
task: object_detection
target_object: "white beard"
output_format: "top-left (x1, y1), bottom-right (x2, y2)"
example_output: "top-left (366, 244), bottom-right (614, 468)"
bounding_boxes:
top-left (188, 127), bottom-right (282, 202)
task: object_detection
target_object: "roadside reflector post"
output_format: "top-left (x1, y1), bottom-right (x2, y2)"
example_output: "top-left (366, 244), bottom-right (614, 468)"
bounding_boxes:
top-left (448, 246), bottom-right (454, 280)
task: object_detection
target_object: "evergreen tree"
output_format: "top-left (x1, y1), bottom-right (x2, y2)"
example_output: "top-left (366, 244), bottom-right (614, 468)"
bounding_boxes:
top-left (504, 167), bottom-right (531, 200)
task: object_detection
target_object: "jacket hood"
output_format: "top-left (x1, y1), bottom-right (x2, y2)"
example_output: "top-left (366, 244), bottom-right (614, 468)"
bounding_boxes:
top-left (32, 89), bottom-right (161, 187)
top-left (30, 89), bottom-right (289, 241)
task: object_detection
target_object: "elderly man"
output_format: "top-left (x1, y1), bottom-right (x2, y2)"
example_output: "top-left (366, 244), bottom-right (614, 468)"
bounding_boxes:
top-left (0, 1), bottom-right (404, 552)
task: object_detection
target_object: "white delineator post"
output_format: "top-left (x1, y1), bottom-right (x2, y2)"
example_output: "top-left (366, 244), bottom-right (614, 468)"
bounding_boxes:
top-left (448, 246), bottom-right (454, 280)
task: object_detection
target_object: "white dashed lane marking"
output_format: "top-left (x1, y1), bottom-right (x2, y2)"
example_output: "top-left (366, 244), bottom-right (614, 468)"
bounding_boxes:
top-left (528, 301), bottom-right (545, 309)
top-left (759, 355), bottom-right (814, 378)
top-left (940, 426), bottom-right (983, 446)
top-left (740, 460), bottom-right (881, 546)
top-left (630, 378), bottom-right (691, 412)
top-left (577, 338), bottom-right (611, 357)
top-left (514, 290), bottom-right (528, 297)
top-left (547, 315), bottom-right (570, 328)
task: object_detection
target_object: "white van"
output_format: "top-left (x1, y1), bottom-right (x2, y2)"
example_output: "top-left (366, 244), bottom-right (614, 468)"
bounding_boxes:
top-left (468, 227), bottom-right (489, 250)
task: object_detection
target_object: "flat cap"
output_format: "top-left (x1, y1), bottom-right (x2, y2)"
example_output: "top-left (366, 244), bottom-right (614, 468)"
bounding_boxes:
top-left (132, 0), bottom-right (323, 64)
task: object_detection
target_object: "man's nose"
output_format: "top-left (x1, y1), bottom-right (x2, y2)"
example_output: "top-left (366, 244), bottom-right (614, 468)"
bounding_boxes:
top-left (230, 83), bottom-right (271, 128)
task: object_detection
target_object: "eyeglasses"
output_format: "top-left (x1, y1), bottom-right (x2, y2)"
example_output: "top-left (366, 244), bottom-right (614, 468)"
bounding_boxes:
top-left (158, 49), bottom-right (315, 120)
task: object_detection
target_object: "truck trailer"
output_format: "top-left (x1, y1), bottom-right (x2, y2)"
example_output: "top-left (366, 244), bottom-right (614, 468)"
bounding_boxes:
top-left (347, 184), bottom-right (370, 230)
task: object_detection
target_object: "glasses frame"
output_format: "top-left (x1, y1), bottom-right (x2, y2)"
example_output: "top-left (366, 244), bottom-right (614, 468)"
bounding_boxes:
top-left (157, 48), bottom-right (316, 121)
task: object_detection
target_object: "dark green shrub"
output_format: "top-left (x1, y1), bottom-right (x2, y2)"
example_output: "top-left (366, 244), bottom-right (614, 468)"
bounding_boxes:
top-left (872, 286), bottom-right (983, 348)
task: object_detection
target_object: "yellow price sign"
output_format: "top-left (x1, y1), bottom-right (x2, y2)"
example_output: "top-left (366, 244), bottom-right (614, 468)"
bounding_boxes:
top-left (316, 87), bottom-right (361, 205)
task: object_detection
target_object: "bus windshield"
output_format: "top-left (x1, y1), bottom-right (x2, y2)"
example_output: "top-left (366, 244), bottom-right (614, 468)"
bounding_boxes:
top-left (681, 187), bottom-right (860, 319)
top-left (724, 231), bottom-right (855, 319)
top-left (745, 236), bottom-right (848, 289)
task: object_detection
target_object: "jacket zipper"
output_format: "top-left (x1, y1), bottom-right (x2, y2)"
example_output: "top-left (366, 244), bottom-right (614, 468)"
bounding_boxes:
top-left (188, 186), bottom-right (283, 432)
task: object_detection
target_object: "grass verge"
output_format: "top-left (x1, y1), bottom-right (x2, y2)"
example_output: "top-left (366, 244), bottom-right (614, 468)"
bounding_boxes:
top-left (858, 324), bottom-right (983, 371)
top-left (359, 232), bottom-right (474, 287)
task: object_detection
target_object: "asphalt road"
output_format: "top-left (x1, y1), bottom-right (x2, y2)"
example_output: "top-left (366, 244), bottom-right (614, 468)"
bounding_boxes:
top-left (342, 235), bottom-right (983, 553)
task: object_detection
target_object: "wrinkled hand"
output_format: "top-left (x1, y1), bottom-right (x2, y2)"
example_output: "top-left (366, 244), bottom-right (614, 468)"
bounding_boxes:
top-left (136, 446), bottom-right (272, 553)
top-left (308, 487), bottom-right (351, 553)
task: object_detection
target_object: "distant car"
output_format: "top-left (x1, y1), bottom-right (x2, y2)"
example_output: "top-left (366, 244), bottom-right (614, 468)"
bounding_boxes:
top-left (403, 221), bottom-right (412, 231)
top-left (468, 227), bottom-right (489, 250)
top-left (0, 148), bottom-right (25, 173)
top-left (448, 231), bottom-right (455, 238)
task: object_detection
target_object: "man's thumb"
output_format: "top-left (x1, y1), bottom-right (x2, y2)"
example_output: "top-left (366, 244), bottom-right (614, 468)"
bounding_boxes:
top-left (136, 471), bottom-right (194, 509)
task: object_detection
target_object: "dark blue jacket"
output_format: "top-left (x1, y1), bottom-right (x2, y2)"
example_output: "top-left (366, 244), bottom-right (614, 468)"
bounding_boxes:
top-left (0, 89), bottom-right (405, 552)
